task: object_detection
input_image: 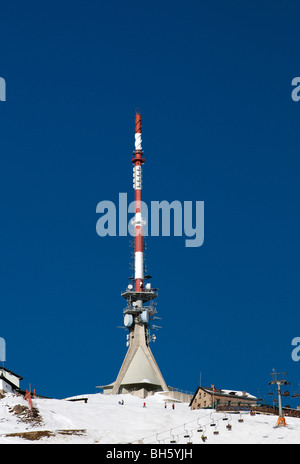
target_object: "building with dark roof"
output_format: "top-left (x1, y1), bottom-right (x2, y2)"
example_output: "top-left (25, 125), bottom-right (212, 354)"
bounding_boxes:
top-left (190, 384), bottom-right (257, 410)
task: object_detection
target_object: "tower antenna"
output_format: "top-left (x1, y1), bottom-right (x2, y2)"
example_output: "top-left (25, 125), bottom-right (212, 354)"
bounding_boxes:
top-left (100, 112), bottom-right (169, 398)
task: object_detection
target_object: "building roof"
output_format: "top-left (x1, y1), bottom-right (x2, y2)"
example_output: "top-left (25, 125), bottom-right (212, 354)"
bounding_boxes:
top-left (189, 386), bottom-right (257, 407)
top-left (0, 367), bottom-right (23, 380)
top-left (202, 386), bottom-right (257, 399)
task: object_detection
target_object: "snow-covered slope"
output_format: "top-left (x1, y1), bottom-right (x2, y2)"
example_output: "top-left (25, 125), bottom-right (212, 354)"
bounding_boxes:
top-left (0, 391), bottom-right (299, 444)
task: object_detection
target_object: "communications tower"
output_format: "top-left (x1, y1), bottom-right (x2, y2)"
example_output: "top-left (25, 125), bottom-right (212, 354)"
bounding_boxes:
top-left (102, 113), bottom-right (168, 398)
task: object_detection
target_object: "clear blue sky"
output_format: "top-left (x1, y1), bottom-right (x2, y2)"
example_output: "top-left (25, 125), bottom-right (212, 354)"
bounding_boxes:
top-left (1, 0), bottom-right (300, 405)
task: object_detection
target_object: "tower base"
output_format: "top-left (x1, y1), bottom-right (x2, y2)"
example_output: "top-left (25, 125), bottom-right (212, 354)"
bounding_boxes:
top-left (100, 322), bottom-right (168, 398)
top-left (101, 383), bottom-right (163, 399)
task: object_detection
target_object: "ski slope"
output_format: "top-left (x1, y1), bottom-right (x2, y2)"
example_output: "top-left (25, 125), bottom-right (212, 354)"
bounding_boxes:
top-left (0, 391), bottom-right (299, 444)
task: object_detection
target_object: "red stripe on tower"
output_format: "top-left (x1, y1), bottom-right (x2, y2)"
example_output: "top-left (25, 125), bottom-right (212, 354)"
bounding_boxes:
top-left (132, 112), bottom-right (145, 292)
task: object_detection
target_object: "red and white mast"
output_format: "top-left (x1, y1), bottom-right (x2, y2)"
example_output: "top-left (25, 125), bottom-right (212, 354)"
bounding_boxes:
top-left (108, 112), bottom-right (169, 396)
top-left (132, 112), bottom-right (145, 292)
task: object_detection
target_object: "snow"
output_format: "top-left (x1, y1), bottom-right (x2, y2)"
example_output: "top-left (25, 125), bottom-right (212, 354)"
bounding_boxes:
top-left (217, 389), bottom-right (257, 399)
top-left (0, 391), bottom-right (299, 444)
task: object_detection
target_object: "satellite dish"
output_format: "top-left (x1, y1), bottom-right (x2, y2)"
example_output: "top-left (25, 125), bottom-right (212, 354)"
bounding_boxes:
top-left (124, 314), bottom-right (133, 327)
top-left (141, 311), bottom-right (149, 324)
top-left (128, 284), bottom-right (133, 290)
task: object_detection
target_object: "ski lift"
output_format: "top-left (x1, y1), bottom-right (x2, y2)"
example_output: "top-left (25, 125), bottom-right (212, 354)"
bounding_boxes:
top-left (210, 413), bottom-right (216, 427)
top-left (222, 412), bottom-right (231, 421)
top-left (201, 427), bottom-right (207, 443)
top-left (292, 384), bottom-right (300, 398)
top-left (186, 430), bottom-right (193, 445)
top-left (183, 423), bottom-right (191, 439)
top-left (197, 418), bottom-right (204, 433)
top-left (282, 390), bottom-right (290, 397)
top-left (156, 433), bottom-right (164, 444)
top-left (223, 412), bottom-right (232, 427)
top-left (170, 430), bottom-right (178, 444)
top-left (213, 421), bottom-right (219, 435)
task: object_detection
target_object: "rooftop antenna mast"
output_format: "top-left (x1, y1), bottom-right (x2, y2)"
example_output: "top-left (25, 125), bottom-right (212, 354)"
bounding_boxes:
top-left (269, 370), bottom-right (289, 427)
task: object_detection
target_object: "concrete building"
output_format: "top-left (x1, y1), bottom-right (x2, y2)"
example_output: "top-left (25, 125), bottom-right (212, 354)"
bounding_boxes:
top-left (190, 384), bottom-right (257, 410)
